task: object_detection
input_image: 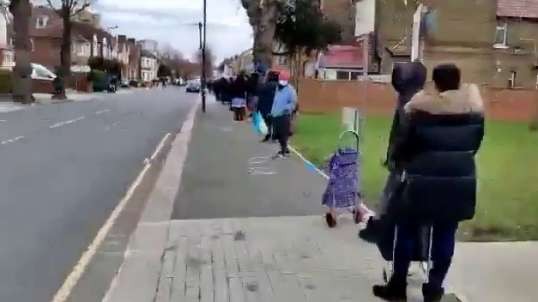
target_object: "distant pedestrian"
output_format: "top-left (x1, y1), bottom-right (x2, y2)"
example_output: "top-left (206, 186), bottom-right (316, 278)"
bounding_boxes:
top-left (257, 71), bottom-right (279, 142)
top-left (271, 71), bottom-right (297, 157)
top-left (247, 72), bottom-right (260, 113)
top-left (214, 78), bottom-right (224, 103)
top-left (231, 74), bottom-right (248, 121)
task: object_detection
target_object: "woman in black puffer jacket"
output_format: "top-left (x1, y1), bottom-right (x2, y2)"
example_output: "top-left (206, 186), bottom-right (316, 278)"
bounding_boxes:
top-left (373, 64), bottom-right (484, 302)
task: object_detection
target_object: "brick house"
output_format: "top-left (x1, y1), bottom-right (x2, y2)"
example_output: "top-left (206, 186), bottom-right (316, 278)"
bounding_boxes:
top-left (113, 35), bottom-right (129, 81)
top-left (140, 49), bottom-right (158, 83)
top-left (30, 5), bottom-right (114, 72)
top-left (0, 4), bottom-right (14, 70)
top-left (318, 44), bottom-right (364, 80)
top-left (361, 0), bottom-right (538, 89)
top-left (29, 6), bottom-right (63, 71)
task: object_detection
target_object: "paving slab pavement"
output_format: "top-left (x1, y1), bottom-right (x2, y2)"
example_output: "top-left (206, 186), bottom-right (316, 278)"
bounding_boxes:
top-left (172, 100), bottom-right (326, 219)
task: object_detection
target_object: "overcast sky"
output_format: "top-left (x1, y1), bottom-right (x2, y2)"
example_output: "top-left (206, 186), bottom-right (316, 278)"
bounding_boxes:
top-left (95, 0), bottom-right (253, 62)
top-left (34, 0), bottom-right (253, 62)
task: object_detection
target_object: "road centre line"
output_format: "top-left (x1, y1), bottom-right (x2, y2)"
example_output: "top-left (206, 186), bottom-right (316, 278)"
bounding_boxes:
top-left (1, 136), bottom-right (24, 145)
top-left (95, 109), bottom-right (111, 115)
top-left (149, 133), bottom-right (171, 162)
top-left (50, 131), bottom-right (171, 302)
top-left (49, 116), bottom-right (86, 129)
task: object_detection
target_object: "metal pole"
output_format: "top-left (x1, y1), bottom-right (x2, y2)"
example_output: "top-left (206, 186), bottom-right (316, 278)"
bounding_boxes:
top-left (201, 0), bottom-right (207, 113)
top-left (198, 22), bottom-right (203, 50)
top-left (357, 35), bottom-right (369, 138)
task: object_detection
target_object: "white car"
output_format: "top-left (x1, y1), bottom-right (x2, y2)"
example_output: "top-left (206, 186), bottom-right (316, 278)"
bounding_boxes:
top-left (31, 63), bottom-right (57, 81)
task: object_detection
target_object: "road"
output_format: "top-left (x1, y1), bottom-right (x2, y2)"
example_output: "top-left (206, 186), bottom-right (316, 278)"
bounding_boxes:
top-left (0, 88), bottom-right (196, 302)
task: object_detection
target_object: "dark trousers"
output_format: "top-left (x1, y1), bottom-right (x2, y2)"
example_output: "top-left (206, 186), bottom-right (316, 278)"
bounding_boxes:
top-left (392, 222), bottom-right (458, 289)
top-left (233, 107), bottom-right (246, 121)
top-left (261, 113), bottom-right (273, 139)
top-left (273, 114), bottom-right (291, 153)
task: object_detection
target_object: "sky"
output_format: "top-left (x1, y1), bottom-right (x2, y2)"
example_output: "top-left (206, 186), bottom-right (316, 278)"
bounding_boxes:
top-left (34, 0), bottom-right (253, 62)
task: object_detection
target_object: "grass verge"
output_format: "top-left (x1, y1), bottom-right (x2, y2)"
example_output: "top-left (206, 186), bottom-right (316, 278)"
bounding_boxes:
top-left (292, 112), bottom-right (538, 241)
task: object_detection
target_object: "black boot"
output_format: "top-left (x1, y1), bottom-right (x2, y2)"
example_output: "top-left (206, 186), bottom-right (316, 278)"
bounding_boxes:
top-left (358, 217), bottom-right (380, 243)
top-left (373, 278), bottom-right (407, 301)
top-left (422, 283), bottom-right (444, 302)
top-left (325, 213), bottom-right (337, 228)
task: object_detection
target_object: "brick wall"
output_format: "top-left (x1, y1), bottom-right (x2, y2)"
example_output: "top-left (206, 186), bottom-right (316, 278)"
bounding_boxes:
top-left (298, 78), bottom-right (538, 122)
top-left (376, 0), bottom-right (538, 89)
top-left (31, 37), bottom-right (62, 70)
top-left (33, 79), bottom-right (54, 94)
top-left (66, 73), bottom-right (92, 92)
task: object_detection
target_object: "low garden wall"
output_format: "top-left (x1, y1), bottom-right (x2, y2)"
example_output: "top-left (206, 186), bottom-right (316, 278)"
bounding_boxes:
top-left (298, 78), bottom-right (538, 122)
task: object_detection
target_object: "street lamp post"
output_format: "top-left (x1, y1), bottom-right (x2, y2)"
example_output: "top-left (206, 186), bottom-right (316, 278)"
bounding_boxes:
top-left (201, 0), bottom-right (207, 113)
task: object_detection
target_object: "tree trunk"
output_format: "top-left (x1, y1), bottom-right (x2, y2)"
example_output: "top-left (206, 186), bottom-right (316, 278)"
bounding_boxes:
top-left (61, 13), bottom-right (72, 77)
top-left (241, 0), bottom-right (279, 69)
top-left (254, 0), bottom-right (278, 68)
top-left (9, 0), bottom-right (33, 104)
top-left (54, 10), bottom-right (71, 99)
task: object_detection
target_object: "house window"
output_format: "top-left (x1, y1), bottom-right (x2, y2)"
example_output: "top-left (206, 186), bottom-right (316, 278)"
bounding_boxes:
top-left (36, 16), bottom-right (49, 29)
top-left (30, 38), bottom-right (35, 52)
top-left (337, 71), bottom-right (350, 80)
top-left (278, 55), bottom-right (288, 66)
top-left (494, 22), bottom-right (508, 49)
top-left (350, 72), bottom-right (361, 80)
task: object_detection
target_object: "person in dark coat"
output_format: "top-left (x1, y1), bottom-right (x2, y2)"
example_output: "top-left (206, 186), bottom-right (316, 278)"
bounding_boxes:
top-left (257, 71), bottom-right (279, 142)
top-left (246, 72), bottom-right (260, 113)
top-left (373, 64), bottom-right (484, 302)
top-left (214, 77), bottom-right (226, 103)
top-left (222, 78), bottom-right (233, 105)
top-left (359, 62), bottom-right (427, 243)
top-left (384, 62), bottom-right (428, 213)
top-left (231, 74), bottom-right (248, 121)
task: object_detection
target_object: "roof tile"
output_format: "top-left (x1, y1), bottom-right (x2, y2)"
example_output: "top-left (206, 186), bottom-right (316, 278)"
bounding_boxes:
top-left (319, 45), bottom-right (364, 69)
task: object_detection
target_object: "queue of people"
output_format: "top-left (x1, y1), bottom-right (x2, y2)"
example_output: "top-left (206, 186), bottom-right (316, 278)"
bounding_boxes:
top-left (213, 62), bottom-right (483, 302)
top-left (212, 69), bottom-right (297, 158)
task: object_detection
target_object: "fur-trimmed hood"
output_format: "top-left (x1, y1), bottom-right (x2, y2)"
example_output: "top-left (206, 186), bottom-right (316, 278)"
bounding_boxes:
top-left (405, 84), bottom-right (484, 115)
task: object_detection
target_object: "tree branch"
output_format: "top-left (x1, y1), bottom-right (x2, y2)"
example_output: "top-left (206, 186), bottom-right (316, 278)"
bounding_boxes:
top-left (71, 0), bottom-right (91, 16)
top-left (46, 0), bottom-right (61, 16)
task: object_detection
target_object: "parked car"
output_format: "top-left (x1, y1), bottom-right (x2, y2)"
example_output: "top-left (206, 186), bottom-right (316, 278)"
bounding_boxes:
top-left (31, 63), bottom-right (57, 81)
top-left (120, 80), bottom-right (130, 88)
top-left (186, 81), bottom-right (201, 93)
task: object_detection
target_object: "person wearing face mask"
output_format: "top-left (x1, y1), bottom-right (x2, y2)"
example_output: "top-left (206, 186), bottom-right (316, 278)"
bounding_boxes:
top-left (270, 71), bottom-right (297, 157)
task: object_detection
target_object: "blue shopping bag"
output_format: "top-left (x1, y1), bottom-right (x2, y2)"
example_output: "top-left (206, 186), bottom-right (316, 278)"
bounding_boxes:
top-left (252, 111), bottom-right (268, 136)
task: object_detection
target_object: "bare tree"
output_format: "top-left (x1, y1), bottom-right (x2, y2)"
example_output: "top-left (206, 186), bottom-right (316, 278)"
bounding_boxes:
top-left (46, 0), bottom-right (92, 79)
top-left (9, 0), bottom-right (33, 103)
